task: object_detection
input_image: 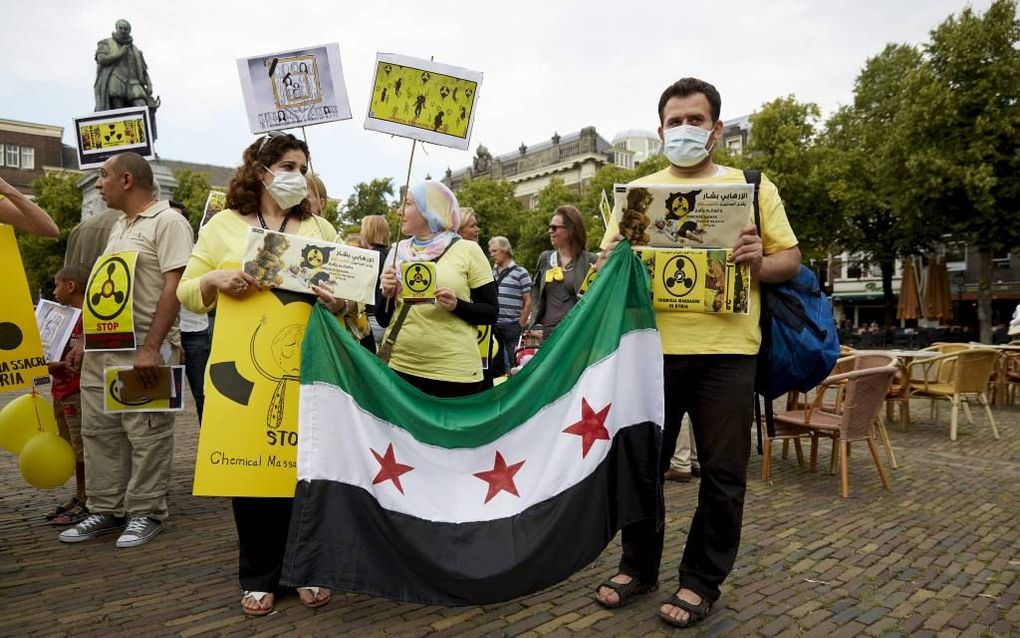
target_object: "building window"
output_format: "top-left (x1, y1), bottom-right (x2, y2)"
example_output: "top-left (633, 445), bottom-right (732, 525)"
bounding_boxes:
top-left (5, 145), bottom-right (19, 168)
top-left (20, 146), bottom-right (34, 170)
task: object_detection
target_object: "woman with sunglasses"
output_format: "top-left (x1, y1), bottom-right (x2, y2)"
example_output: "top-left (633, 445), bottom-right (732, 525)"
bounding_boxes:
top-left (376, 181), bottom-right (497, 397)
top-left (177, 131), bottom-right (349, 616)
top-left (529, 205), bottom-right (595, 339)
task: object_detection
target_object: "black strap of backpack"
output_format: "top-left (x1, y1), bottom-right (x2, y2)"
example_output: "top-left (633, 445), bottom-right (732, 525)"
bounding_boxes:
top-left (743, 169), bottom-right (774, 454)
top-left (378, 237), bottom-right (460, 363)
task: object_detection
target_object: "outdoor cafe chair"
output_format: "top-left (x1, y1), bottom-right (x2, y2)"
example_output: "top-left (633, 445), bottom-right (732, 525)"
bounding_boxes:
top-left (768, 354), bottom-right (897, 498)
top-left (906, 349), bottom-right (999, 441)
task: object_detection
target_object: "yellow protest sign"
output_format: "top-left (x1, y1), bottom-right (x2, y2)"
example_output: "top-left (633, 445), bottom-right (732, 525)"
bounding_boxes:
top-left (193, 282), bottom-right (317, 497)
top-left (0, 225), bottom-right (48, 393)
top-left (83, 251), bottom-right (138, 351)
top-left (401, 261), bottom-right (436, 304)
top-left (476, 324), bottom-right (499, 364)
top-left (579, 265), bottom-right (599, 294)
top-left (79, 119), bottom-right (147, 153)
top-left (639, 247), bottom-right (749, 315)
top-left (102, 365), bottom-right (185, 413)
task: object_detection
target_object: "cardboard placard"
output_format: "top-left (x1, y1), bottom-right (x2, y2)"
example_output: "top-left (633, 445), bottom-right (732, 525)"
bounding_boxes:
top-left (400, 261), bottom-right (436, 304)
top-left (74, 107), bottom-right (154, 169)
top-left (83, 250), bottom-right (138, 351)
top-left (0, 225), bottom-right (48, 392)
top-left (103, 365), bottom-right (184, 413)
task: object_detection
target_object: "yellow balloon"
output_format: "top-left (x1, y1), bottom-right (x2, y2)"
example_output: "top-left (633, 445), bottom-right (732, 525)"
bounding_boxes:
top-left (0, 393), bottom-right (58, 455)
top-left (19, 432), bottom-right (75, 489)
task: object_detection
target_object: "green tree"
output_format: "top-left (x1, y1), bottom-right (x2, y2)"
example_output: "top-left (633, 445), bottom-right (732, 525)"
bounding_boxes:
top-left (455, 177), bottom-right (525, 247)
top-left (578, 163), bottom-right (636, 249)
top-left (16, 173), bottom-right (83, 299)
top-left (345, 178), bottom-right (395, 224)
top-left (171, 169), bottom-right (212, 233)
top-left (896, 0), bottom-right (1020, 341)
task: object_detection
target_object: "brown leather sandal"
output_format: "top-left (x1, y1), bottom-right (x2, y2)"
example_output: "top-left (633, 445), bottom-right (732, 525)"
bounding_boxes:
top-left (658, 594), bottom-right (712, 628)
top-left (594, 576), bottom-right (658, 609)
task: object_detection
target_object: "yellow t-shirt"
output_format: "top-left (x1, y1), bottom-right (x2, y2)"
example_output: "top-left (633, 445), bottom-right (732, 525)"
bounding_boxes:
top-left (177, 209), bottom-right (336, 313)
top-left (386, 239), bottom-right (495, 383)
top-left (603, 165), bottom-right (798, 355)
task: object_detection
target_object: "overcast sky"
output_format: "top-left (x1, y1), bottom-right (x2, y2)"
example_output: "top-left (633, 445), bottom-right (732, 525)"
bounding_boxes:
top-left (2, 0), bottom-right (994, 202)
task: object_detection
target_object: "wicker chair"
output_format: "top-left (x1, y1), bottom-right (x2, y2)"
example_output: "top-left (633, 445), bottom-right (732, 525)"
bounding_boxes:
top-left (769, 355), bottom-right (897, 497)
top-left (906, 349), bottom-right (1000, 441)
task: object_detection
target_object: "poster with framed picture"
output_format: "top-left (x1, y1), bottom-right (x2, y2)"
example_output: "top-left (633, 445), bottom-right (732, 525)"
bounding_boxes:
top-left (73, 107), bottom-right (154, 170)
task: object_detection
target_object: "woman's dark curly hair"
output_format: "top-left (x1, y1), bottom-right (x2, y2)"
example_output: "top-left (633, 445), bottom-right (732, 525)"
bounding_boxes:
top-left (226, 133), bottom-right (313, 220)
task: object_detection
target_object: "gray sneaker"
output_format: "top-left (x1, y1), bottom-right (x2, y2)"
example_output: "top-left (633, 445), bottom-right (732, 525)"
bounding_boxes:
top-left (115, 516), bottom-right (163, 548)
top-left (58, 513), bottom-right (125, 543)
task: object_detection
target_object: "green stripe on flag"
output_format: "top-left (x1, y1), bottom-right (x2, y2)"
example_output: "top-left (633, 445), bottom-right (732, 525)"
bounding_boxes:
top-left (300, 241), bottom-right (655, 449)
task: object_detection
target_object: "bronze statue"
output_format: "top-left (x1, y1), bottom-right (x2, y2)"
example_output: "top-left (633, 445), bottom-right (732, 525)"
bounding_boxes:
top-left (94, 20), bottom-right (160, 132)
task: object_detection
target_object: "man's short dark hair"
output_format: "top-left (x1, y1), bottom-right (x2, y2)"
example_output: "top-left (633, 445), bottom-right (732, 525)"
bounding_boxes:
top-left (168, 199), bottom-right (188, 218)
top-left (111, 152), bottom-right (154, 191)
top-left (55, 265), bottom-right (89, 289)
top-left (658, 78), bottom-right (722, 124)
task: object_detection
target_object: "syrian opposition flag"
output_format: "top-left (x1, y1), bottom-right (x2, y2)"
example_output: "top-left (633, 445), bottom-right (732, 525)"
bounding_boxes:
top-left (281, 244), bottom-right (663, 605)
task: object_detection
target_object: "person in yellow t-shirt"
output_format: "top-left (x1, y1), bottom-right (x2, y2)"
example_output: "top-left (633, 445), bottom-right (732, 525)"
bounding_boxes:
top-left (592, 78), bottom-right (801, 629)
top-left (377, 181), bottom-right (497, 396)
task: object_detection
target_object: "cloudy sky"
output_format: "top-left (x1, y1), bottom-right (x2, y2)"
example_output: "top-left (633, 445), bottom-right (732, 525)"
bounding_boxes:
top-left (3, 0), bottom-right (993, 202)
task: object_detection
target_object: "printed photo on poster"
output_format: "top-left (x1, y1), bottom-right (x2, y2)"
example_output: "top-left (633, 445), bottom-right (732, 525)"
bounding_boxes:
top-left (103, 365), bottom-right (184, 414)
top-left (34, 300), bottom-right (81, 363)
top-left (200, 190), bottom-right (226, 228)
top-left (193, 284), bottom-right (315, 497)
top-left (605, 183), bottom-right (753, 250)
top-left (237, 43), bottom-right (353, 134)
top-left (0, 225), bottom-right (48, 393)
top-left (635, 246), bottom-right (750, 315)
top-left (73, 107), bottom-right (154, 169)
top-left (241, 228), bottom-right (380, 305)
top-left (364, 53), bottom-right (483, 150)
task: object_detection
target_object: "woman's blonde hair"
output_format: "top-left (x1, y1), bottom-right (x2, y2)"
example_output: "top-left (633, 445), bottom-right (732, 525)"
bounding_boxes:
top-left (361, 214), bottom-right (390, 247)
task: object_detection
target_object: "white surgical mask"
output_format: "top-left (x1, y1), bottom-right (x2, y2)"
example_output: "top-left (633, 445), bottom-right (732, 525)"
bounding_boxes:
top-left (663, 124), bottom-right (714, 168)
top-left (263, 165), bottom-right (308, 210)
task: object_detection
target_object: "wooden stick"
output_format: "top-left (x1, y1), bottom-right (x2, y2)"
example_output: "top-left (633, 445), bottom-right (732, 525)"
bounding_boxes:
top-left (384, 138), bottom-right (418, 312)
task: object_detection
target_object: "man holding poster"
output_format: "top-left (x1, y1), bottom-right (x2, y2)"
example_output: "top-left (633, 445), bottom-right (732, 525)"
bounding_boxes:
top-left (593, 78), bottom-right (801, 629)
top-left (59, 153), bottom-right (193, 549)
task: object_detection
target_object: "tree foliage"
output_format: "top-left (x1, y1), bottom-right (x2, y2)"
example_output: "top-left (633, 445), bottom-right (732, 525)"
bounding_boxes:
top-left (345, 178), bottom-right (395, 224)
top-left (172, 169), bottom-right (212, 233)
top-left (16, 173), bottom-right (83, 299)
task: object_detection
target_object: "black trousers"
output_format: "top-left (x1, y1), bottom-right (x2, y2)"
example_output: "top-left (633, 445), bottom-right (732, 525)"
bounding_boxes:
top-left (619, 354), bottom-right (755, 604)
top-left (395, 370), bottom-right (487, 398)
top-left (233, 496), bottom-right (294, 592)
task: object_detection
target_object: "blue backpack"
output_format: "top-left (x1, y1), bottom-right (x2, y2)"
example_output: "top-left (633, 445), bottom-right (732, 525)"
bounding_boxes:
top-left (744, 170), bottom-right (840, 450)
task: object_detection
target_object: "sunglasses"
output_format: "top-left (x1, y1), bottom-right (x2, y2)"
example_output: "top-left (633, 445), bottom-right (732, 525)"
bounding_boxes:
top-left (255, 130), bottom-right (295, 157)
top-left (548, 224), bottom-right (566, 231)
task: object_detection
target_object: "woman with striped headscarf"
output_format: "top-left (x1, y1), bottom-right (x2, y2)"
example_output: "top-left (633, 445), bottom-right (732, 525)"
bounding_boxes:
top-left (376, 181), bottom-right (497, 397)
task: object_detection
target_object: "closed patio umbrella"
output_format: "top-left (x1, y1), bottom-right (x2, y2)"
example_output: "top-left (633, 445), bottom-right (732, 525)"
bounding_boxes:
top-left (923, 256), bottom-right (953, 320)
top-left (897, 258), bottom-right (921, 320)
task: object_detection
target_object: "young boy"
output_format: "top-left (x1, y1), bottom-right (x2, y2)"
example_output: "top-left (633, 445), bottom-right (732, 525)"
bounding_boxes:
top-left (46, 266), bottom-right (89, 526)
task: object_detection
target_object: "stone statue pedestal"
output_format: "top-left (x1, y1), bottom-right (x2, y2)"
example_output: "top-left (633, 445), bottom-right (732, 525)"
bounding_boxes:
top-left (77, 161), bottom-right (177, 222)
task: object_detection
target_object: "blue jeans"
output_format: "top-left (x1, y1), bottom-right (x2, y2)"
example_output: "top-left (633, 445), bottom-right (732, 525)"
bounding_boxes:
top-left (493, 323), bottom-right (523, 376)
top-left (181, 328), bottom-right (211, 422)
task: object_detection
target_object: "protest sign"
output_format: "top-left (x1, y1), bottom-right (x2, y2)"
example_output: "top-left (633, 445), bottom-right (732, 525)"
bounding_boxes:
top-left (193, 280), bottom-right (315, 496)
top-left (241, 228), bottom-right (379, 305)
top-left (34, 300), bottom-right (81, 363)
top-left (0, 225), bottom-right (48, 393)
top-left (604, 183), bottom-right (753, 250)
top-left (82, 250), bottom-right (138, 351)
top-left (400, 261), bottom-right (436, 304)
top-left (73, 107), bottom-right (154, 169)
top-left (364, 53), bottom-right (483, 150)
top-left (102, 365), bottom-right (184, 414)
top-left (635, 247), bottom-right (750, 315)
top-left (199, 190), bottom-right (226, 228)
top-left (237, 43), bottom-right (353, 133)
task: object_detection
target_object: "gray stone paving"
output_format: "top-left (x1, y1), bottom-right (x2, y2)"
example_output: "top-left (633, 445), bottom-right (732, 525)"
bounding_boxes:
top-left (0, 387), bottom-right (1017, 637)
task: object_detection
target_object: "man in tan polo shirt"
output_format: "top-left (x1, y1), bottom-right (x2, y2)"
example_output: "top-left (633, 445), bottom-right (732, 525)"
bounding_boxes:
top-left (59, 152), bottom-right (194, 548)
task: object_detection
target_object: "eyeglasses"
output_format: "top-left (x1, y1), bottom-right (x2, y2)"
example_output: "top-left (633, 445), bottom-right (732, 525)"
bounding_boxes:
top-left (548, 224), bottom-right (566, 231)
top-left (255, 130), bottom-right (294, 157)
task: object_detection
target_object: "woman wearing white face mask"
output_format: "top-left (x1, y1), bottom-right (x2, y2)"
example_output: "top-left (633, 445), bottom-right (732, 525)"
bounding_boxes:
top-left (177, 132), bottom-right (348, 616)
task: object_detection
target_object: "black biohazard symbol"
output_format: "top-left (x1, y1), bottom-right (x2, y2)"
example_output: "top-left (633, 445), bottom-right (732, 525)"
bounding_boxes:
top-left (404, 264), bottom-right (433, 294)
top-left (464, 87), bottom-right (474, 98)
top-left (662, 254), bottom-right (697, 297)
top-left (420, 71), bottom-right (431, 83)
top-left (86, 257), bottom-right (132, 321)
top-left (108, 376), bottom-right (150, 406)
top-left (383, 64), bottom-right (392, 74)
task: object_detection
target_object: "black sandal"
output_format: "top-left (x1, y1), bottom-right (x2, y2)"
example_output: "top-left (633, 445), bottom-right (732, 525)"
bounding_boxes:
top-left (45, 497), bottom-right (83, 521)
top-left (658, 594), bottom-right (712, 628)
top-left (594, 576), bottom-right (658, 609)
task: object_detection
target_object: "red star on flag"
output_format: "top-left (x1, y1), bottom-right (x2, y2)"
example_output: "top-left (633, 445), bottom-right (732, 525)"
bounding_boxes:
top-left (563, 398), bottom-right (611, 458)
top-left (473, 451), bottom-right (526, 504)
top-left (371, 443), bottom-right (414, 494)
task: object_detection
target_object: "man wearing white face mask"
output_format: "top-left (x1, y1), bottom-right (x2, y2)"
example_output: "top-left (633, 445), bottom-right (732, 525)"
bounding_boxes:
top-left (593, 78), bottom-right (801, 629)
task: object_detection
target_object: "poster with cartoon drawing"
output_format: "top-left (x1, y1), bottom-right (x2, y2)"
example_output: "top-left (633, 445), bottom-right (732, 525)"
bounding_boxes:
top-left (237, 43), bottom-right (353, 134)
top-left (241, 228), bottom-right (379, 305)
top-left (34, 300), bottom-right (81, 363)
top-left (364, 52), bottom-right (483, 150)
top-left (604, 183), bottom-right (754, 250)
top-left (193, 281), bottom-right (316, 496)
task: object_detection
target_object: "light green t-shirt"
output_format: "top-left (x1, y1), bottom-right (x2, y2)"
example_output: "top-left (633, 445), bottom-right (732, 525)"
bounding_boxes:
top-left (386, 239), bottom-right (494, 383)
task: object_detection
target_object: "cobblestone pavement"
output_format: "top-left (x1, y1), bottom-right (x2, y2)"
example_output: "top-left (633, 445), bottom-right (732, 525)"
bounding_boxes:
top-left (1, 387), bottom-right (1017, 637)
